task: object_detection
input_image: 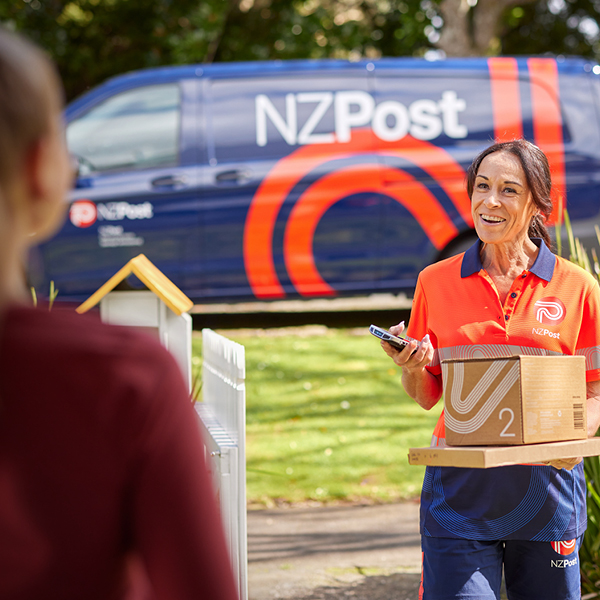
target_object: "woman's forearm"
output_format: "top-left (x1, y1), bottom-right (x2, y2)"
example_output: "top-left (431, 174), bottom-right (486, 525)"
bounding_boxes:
top-left (401, 366), bottom-right (443, 410)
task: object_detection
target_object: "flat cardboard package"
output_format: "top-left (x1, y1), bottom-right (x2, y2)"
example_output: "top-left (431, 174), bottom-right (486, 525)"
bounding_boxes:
top-left (408, 438), bottom-right (600, 469)
top-left (442, 355), bottom-right (587, 446)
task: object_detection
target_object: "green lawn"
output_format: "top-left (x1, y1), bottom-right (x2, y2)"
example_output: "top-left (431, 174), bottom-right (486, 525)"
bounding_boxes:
top-left (192, 327), bottom-right (442, 506)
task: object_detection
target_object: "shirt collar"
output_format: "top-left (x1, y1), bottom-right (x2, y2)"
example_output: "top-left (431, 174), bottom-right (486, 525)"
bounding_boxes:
top-left (460, 238), bottom-right (556, 282)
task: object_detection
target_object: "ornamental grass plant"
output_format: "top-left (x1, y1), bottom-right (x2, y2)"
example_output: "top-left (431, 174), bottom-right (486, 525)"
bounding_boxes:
top-left (556, 213), bottom-right (600, 599)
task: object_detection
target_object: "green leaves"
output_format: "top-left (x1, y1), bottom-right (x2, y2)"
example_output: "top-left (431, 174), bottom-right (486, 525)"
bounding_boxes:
top-left (30, 281), bottom-right (58, 310)
top-left (2, 0), bottom-right (435, 101)
top-left (5, 0), bottom-right (600, 104)
top-left (558, 210), bottom-right (600, 595)
top-left (1, 0), bottom-right (204, 100)
top-left (502, 0), bottom-right (600, 60)
top-left (582, 453), bottom-right (600, 596)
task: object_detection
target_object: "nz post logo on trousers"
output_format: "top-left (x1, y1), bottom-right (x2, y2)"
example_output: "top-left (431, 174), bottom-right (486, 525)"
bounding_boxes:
top-left (532, 297), bottom-right (566, 340)
top-left (69, 200), bottom-right (153, 228)
top-left (550, 539), bottom-right (578, 568)
top-left (245, 90), bottom-right (472, 300)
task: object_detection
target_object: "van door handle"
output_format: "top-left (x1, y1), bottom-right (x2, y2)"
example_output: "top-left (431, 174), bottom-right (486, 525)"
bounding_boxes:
top-left (151, 174), bottom-right (187, 188)
top-left (215, 169), bottom-right (251, 183)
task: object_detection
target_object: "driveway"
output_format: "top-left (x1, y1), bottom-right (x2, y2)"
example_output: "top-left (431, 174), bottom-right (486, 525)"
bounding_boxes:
top-left (247, 501), bottom-right (422, 600)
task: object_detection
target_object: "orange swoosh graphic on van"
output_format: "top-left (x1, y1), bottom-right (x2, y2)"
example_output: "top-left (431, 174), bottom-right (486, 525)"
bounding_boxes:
top-left (284, 163), bottom-right (459, 296)
top-left (488, 57), bottom-right (566, 225)
top-left (244, 130), bottom-right (470, 299)
top-left (528, 58), bottom-right (565, 225)
top-left (489, 57), bottom-right (524, 142)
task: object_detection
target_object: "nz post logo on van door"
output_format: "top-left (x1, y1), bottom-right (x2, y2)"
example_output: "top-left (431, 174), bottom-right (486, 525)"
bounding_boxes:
top-left (70, 200), bottom-right (154, 228)
top-left (243, 57), bottom-right (567, 300)
top-left (69, 200), bottom-right (153, 248)
top-left (244, 88), bottom-right (474, 300)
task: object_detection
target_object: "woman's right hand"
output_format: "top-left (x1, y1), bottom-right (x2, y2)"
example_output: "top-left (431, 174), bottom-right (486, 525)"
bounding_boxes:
top-left (380, 322), bottom-right (441, 410)
top-left (380, 322), bottom-right (435, 372)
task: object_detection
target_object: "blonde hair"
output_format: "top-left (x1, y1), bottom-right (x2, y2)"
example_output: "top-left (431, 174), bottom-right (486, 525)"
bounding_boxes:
top-left (0, 27), bottom-right (62, 195)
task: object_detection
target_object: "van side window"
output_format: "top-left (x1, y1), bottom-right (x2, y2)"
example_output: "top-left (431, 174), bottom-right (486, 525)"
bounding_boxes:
top-left (67, 84), bottom-right (180, 174)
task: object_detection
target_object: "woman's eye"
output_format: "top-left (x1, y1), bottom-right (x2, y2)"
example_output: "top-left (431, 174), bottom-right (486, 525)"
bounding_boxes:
top-left (503, 187), bottom-right (516, 194)
top-left (477, 182), bottom-right (488, 189)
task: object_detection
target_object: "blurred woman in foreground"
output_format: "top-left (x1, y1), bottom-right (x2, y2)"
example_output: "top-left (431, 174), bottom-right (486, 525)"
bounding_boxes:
top-left (382, 139), bottom-right (600, 600)
top-left (0, 28), bottom-right (238, 600)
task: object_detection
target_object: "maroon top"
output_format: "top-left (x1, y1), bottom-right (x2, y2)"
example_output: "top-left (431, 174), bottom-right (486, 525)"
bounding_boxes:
top-left (0, 305), bottom-right (238, 600)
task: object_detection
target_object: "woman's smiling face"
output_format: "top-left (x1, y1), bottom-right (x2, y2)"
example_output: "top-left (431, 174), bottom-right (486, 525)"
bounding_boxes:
top-left (471, 151), bottom-right (536, 248)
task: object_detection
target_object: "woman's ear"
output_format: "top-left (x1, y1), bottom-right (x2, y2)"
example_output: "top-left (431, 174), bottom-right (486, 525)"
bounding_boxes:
top-left (20, 129), bottom-right (71, 243)
top-left (21, 137), bottom-right (56, 238)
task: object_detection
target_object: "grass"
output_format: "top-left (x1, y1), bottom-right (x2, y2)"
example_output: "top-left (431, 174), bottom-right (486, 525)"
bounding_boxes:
top-left (192, 326), bottom-right (442, 507)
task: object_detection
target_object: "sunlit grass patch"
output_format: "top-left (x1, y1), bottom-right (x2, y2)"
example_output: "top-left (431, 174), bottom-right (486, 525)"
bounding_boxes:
top-left (193, 327), bottom-right (441, 506)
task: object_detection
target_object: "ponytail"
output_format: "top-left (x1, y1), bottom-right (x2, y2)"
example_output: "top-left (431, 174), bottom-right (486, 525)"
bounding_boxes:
top-left (528, 213), bottom-right (552, 250)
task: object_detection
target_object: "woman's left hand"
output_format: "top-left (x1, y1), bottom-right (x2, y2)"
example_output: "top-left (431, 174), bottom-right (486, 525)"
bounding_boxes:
top-left (586, 379), bottom-right (600, 438)
top-left (546, 457), bottom-right (582, 470)
top-left (545, 380), bottom-right (600, 469)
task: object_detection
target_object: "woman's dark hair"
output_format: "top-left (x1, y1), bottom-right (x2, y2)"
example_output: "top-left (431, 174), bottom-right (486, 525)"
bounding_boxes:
top-left (466, 139), bottom-right (553, 250)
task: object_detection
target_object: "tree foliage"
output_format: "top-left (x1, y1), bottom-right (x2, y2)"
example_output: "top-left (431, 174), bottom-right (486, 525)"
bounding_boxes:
top-left (0, 0), bottom-right (213, 100)
top-left (3, 0), bottom-right (600, 101)
top-left (433, 0), bottom-right (600, 57)
top-left (208, 0), bottom-right (432, 63)
top-left (502, 0), bottom-right (600, 58)
top-left (2, 0), bottom-right (432, 100)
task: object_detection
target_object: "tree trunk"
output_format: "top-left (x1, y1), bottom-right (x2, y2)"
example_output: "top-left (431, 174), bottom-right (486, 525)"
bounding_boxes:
top-left (203, 0), bottom-right (239, 63)
top-left (437, 0), bottom-right (538, 57)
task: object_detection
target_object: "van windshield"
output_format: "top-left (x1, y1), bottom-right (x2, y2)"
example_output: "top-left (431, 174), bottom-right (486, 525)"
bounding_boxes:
top-left (68, 83), bottom-right (180, 174)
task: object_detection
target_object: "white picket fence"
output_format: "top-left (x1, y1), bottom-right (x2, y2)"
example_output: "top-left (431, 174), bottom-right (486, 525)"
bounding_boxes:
top-left (195, 329), bottom-right (247, 600)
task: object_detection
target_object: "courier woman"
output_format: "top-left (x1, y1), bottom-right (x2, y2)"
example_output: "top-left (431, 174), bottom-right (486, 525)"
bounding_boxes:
top-left (381, 139), bottom-right (600, 600)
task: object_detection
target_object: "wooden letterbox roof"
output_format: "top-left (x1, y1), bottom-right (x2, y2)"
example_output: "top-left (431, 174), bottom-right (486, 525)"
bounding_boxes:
top-left (76, 254), bottom-right (194, 316)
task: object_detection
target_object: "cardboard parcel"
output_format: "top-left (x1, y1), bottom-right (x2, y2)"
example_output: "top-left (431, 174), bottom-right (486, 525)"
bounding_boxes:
top-left (408, 438), bottom-right (600, 469)
top-left (442, 355), bottom-right (587, 446)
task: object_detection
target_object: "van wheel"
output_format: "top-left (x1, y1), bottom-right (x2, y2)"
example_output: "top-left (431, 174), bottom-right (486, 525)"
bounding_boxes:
top-left (438, 233), bottom-right (478, 261)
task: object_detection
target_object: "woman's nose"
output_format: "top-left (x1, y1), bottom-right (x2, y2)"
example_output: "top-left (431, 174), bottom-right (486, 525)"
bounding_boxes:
top-left (483, 191), bottom-right (501, 207)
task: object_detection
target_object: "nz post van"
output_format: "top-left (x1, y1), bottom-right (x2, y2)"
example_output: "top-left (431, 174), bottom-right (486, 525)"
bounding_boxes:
top-left (30, 56), bottom-right (600, 304)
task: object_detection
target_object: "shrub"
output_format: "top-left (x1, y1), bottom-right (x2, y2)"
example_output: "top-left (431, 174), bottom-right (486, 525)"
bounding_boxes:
top-left (557, 213), bottom-right (600, 598)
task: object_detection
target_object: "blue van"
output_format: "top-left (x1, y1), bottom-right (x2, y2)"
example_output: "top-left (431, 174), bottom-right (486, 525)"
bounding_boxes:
top-left (31, 56), bottom-right (600, 303)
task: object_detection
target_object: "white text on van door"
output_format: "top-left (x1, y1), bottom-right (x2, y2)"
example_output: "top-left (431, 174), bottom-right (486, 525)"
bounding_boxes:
top-left (255, 90), bottom-right (468, 146)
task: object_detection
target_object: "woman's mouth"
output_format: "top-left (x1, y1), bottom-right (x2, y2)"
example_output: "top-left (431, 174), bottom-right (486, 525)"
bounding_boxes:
top-left (480, 214), bottom-right (506, 224)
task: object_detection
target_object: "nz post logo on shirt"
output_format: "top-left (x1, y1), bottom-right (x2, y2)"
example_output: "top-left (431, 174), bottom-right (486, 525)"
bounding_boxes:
top-left (535, 297), bottom-right (566, 325)
top-left (532, 297), bottom-right (566, 340)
